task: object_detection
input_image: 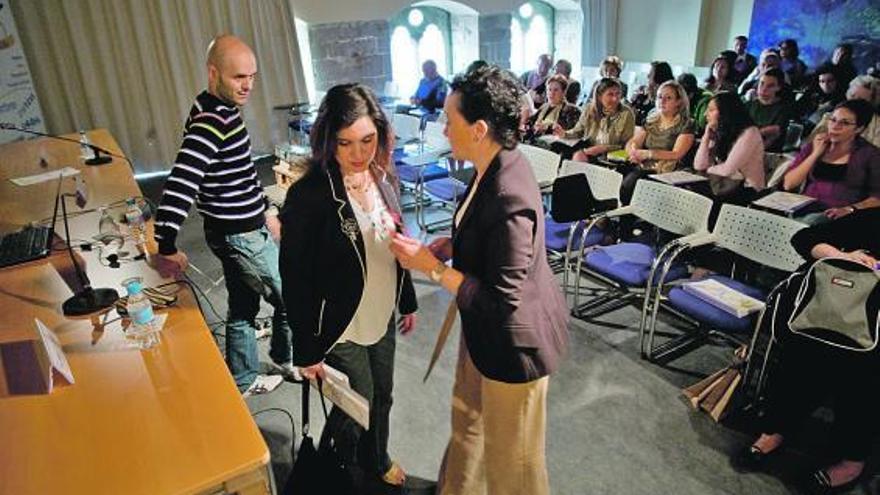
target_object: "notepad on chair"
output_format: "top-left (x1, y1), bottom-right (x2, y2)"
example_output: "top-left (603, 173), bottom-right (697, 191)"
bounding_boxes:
top-left (751, 191), bottom-right (815, 213)
top-left (682, 279), bottom-right (765, 318)
top-left (651, 170), bottom-right (708, 185)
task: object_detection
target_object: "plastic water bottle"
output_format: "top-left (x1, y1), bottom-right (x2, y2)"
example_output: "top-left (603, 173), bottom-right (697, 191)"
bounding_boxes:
top-left (123, 277), bottom-right (160, 349)
top-left (79, 130), bottom-right (95, 160)
top-left (124, 198), bottom-right (146, 247)
top-left (98, 206), bottom-right (122, 263)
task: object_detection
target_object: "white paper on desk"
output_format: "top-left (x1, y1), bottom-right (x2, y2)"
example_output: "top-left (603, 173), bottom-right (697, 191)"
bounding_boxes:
top-left (34, 318), bottom-right (75, 391)
top-left (11, 166), bottom-right (80, 186)
top-left (310, 364), bottom-right (369, 430)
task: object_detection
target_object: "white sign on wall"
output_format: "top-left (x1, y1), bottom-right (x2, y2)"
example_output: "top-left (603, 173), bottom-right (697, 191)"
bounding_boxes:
top-left (0, 0), bottom-right (46, 145)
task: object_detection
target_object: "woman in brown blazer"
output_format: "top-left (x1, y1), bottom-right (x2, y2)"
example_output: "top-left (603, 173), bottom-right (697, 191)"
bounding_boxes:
top-left (390, 66), bottom-right (569, 495)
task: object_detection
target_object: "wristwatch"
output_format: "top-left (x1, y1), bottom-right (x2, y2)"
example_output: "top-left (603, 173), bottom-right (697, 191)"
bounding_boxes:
top-left (429, 260), bottom-right (447, 283)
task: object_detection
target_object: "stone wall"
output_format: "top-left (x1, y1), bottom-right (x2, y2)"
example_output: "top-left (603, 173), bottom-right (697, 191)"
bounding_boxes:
top-left (450, 14), bottom-right (480, 74)
top-left (308, 21), bottom-right (392, 93)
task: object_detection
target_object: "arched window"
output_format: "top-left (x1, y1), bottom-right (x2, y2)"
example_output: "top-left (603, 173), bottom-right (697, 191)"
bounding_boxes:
top-left (389, 7), bottom-right (452, 100)
top-left (510, 1), bottom-right (554, 75)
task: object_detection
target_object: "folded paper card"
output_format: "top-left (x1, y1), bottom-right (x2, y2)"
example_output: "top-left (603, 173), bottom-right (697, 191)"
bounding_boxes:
top-left (682, 278), bottom-right (765, 318)
top-left (0, 318), bottom-right (74, 396)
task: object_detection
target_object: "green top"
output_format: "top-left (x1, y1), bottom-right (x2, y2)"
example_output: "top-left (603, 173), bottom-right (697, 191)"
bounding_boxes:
top-left (746, 99), bottom-right (792, 152)
top-left (563, 104), bottom-right (636, 152)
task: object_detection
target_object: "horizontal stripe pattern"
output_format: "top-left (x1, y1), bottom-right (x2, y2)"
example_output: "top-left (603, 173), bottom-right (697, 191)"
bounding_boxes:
top-left (155, 91), bottom-right (265, 254)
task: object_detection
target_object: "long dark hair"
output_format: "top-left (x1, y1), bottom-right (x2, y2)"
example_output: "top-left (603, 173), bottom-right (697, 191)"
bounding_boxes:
top-left (309, 83), bottom-right (395, 179)
top-left (710, 91), bottom-right (754, 162)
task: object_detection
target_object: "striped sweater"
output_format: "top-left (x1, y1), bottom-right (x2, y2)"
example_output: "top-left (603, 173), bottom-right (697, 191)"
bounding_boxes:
top-left (155, 91), bottom-right (266, 255)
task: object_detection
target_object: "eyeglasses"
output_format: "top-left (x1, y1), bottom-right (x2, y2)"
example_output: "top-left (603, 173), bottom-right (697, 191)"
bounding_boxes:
top-left (828, 116), bottom-right (857, 127)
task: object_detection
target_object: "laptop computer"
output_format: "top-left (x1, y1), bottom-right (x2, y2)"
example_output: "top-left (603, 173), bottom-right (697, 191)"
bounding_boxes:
top-left (0, 174), bottom-right (62, 269)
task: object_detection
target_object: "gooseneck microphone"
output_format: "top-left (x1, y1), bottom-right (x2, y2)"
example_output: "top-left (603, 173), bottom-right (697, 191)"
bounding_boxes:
top-left (0, 123), bottom-right (134, 170)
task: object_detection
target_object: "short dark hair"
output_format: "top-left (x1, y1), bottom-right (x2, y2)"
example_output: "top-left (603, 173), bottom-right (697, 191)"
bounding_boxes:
top-left (649, 61), bottom-right (674, 87)
top-left (309, 83), bottom-right (395, 178)
top-left (546, 74), bottom-right (569, 92)
top-left (761, 68), bottom-right (786, 86)
top-left (449, 65), bottom-right (523, 149)
top-left (677, 73), bottom-right (699, 96)
top-left (780, 38), bottom-right (799, 57)
top-left (734, 35), bottom-right (748, 43)
top-left (466, 59), bottom-right (489, 74)
top-left (836, 99), bottom-right (874, 128)
top-left (555, 59), bottom-right (573, 76)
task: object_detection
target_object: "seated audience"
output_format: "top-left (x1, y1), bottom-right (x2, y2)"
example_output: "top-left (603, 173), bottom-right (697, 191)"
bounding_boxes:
top-left (799, 64), bottom-right (845, 127)
top-left (746, 68), bottom-right (792, 152)
top-left (783, 100), bottom-right (880, 221)
top-left (778, 38), bottom-right (809, 89)
top-left (411, 59), bottom-right (447, 114)
top-left (732, 35), bottom-right (757, 84)
top-left (521, 53), bottom-right (553, 106)
top-left (552, 77), bottom-right (635, 161)
top-left (630, 61), bottom-right (674, 125)
top-left (524, 74), bottom-right (581, 143)
top-left (739, 48), bottom-right (782, 96)
top-left (733, 206), bottom-right (880, 492)
top-left (826, 42), bottom-right (857, 88)
top-left (704, 55), bottom-right (738, 94)
top-left (694, 91), bottom-right (766, 201)
top-left (588, 55), bottom-right (629, 102)
top-left (620, 80), bottom-right (695, 202)
top-left (811, 75), bottom-right (880, 147)
top-left (678, 73), bottom-right (712, 132)
top-left (552, 58), bottom-right (582, 104)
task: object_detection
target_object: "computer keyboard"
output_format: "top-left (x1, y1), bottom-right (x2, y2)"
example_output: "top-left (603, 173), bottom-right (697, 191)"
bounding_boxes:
top-left (0, 225), bottom-right (51, 269)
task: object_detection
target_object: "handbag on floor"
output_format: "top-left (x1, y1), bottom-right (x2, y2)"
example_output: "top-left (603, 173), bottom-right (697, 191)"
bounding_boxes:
top-left (282, 379), bottom-right (355, 495)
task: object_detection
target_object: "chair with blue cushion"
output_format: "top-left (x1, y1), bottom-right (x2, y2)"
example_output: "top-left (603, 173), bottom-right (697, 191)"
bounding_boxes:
top-left (641, 203), bottom-right (805, 361)
top-left (571, 179), bottom-right (713, 319)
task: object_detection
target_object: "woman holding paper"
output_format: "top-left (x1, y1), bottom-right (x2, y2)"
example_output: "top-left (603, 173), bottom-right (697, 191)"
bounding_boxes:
top-left (523, 74), bottom-right (581, 144)
top-left (733, 207), bottom-right (880, 492)
top-left (552, 77), bottom-right (635, 161)
top-left (390, 65), bottom-right (569, 495)
top-left (279, 83), bottom-right (417, 488)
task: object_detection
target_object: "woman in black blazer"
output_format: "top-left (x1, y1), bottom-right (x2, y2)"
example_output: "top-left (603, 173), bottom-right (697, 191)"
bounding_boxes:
top-left (279, 83), bottom-right (417, 488)
top-left (391, 66), bottom-right (569, 495)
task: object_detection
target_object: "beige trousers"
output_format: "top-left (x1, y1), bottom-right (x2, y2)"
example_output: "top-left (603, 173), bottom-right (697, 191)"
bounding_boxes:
top-left (437, 340), bottom-right (550, 495)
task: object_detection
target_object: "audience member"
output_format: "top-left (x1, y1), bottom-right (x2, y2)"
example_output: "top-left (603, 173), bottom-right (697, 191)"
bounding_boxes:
top-left (739, 48), bottom-right (782, 96)
top-left (746, 68), bottom-right (792, 152)
top-left (466, 59), bottom-right (489, 75)
top-left (552, 77), bottom-right (635, 161)
top-left (521, 53), bottom-right (553, 106)
top-left (151, 35), bottom-right (292, 396)
top-left (732, 35), bottom-right (757, 84)
top-left (389, 65), bottom-right (569, 495)
top-left (783, 99), bottom-right (880, 222)
top-left (779, 38), bottom-right (809, 89)
top-left (279, 83), bottom-right (418, 489)
top-left (827, 42), bottom-right (857, 88)
top-left (524, 74), bottom-right (581, 144)
top-left (630, 61), bottom-right (674, 125)
top-left (810, 75), bottom-right (880, 147)
top-left (620, 80), bottom-right (695, 202)
top-left (704, 55), bottom-right (738, 94)
top-left (588, 55), bottom-right (629, 102)
top-left (694, 91), bottom-right (766, 201)
top-left (552, 58), bottom-right (582, 104)
top-left (733, 206), bottom-right (880, 492)
top-left (411, 59), bottom-right (447, 114)
top-left (678, 72), bottom-right (712, 132)
top-left (799, 64), bottom-right (845, 127)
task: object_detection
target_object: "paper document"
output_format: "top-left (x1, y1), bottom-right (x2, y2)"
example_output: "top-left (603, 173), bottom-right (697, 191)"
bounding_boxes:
top-left (11, 166), bottom-right (80, 186)
top-left (651, 171), bottom-right (708, 185)
top-left (537, 135), bottom-right (580, 147)
top-left (35, 318), bottom-right (74, 390)
top-left (751, 191), bottom-right (815, 213)
top-left (682, 279), bottom-right (765, 318)
top-left (310, 364), bottom-right (369, 429)
top-left (605, 149), bottom-right (629, 162)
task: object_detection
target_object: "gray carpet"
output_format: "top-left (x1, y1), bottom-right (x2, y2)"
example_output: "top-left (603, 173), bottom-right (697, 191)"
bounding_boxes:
top-left (136, 160), bottom-right (878, 495)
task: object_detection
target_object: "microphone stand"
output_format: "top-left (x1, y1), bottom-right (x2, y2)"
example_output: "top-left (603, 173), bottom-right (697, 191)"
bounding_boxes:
top-left (0, 123), bottom-right (134, 170)
top-left (59, 192), bottom-right (119, 317)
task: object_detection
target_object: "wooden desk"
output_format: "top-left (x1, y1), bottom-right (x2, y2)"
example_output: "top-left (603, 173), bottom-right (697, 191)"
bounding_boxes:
top-left (0, 130), bottom-right (271, 495)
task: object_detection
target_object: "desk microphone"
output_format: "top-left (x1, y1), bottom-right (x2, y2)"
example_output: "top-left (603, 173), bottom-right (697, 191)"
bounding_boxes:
top-left (0, 123), bottom-right (134, 171)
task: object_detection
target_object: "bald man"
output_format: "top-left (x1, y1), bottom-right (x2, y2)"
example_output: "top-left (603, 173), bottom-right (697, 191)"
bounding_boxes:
top-left (151, 35), bottom-right (293, 396)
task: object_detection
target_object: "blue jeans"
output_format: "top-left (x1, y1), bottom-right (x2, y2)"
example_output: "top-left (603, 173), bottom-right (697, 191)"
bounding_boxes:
top-left (205, 225), bottom-right (292, 391)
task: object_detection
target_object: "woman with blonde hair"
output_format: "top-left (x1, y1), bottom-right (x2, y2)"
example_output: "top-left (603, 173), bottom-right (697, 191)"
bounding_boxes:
top-left (553, 77), bottom-right (635, 161)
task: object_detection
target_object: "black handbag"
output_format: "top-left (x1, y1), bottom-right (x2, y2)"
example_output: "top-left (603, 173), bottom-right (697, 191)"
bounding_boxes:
top-left (282, 379), bottom-right (355, 495)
